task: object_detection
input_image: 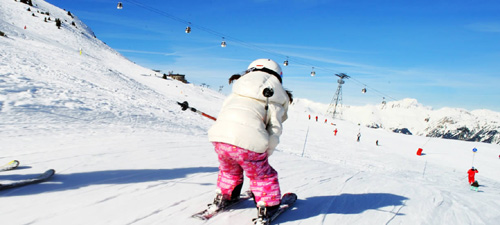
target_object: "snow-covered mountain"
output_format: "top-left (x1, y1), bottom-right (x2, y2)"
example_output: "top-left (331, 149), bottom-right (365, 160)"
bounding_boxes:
top-left (2, 1), bottom-right (500, 225)
top-left (0, 0), bottom-right (223, 135)
top-left (294, 98), bottom-right (500, 145)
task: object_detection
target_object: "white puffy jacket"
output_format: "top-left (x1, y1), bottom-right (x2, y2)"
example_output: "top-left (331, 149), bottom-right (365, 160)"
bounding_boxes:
top-left (208, 71), bottom-right (290, 155)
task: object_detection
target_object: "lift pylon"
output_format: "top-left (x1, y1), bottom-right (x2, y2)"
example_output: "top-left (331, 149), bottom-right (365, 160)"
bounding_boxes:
top-left (326, 73), bottom-right (350, 119)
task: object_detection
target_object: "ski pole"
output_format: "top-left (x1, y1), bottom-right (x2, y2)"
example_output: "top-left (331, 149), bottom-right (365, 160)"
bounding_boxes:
top-left (301, 124), bottom-right (310, 157)
top-left (471, 147), bottom-right (477, 167)
top-left (177, 101), bottom-right (217, 121)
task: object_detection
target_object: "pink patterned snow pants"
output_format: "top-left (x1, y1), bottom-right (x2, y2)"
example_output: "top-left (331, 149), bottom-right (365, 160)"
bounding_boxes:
top-left (213, 142), bottom-right (281, 207)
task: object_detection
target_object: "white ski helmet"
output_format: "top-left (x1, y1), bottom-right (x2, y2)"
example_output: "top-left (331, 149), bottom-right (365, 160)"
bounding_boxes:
top-left (247, 59), bottom-right (282, 79)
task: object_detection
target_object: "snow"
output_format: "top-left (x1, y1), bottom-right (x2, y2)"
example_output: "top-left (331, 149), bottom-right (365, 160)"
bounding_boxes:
top-left (1, 0), bottom-right (500, 224)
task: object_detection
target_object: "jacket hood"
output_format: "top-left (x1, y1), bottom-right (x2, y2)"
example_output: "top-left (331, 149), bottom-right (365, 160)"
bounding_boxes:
top-left (232, 71), bottom-right (289, 105)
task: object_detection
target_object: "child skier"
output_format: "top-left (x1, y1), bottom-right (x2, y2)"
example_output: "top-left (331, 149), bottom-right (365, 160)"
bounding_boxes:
top-left (467, 167), bottom-right (478, 185)
top-left (207, 59), bottom-right (293, 220)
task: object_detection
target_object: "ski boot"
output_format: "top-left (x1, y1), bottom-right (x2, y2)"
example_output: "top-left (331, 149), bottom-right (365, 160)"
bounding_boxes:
top-left (253, 201), bottom-right (280, 225)
top-left (206, 189), bottom-right (241, 214)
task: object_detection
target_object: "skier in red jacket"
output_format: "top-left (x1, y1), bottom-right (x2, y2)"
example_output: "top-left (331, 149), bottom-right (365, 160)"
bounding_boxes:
top-left (467, 167), bottom-right (478, 184)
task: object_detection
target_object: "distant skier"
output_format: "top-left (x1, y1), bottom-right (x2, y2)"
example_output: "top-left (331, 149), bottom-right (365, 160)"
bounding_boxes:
top-left (356, 132), bottom-right (361, 142)
top-left (334, 128), bottom-right (338, 136)
top-left (308, 114), bottom-right (311, 120)
top-left (376, 140), bottom-right (379, 146)
top-left (467, 167), bottom-right (478, 185)
top-left (207, 59), bottom-right (293, 221)
top-left (315, 116), bottom-right (318, 122)
top-left (324, 118), bottom-right (327, 123)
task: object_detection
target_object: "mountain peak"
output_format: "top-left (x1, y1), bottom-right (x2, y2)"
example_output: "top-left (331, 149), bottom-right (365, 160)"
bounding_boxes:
top-left (383, 98), bottom-right (428, 110)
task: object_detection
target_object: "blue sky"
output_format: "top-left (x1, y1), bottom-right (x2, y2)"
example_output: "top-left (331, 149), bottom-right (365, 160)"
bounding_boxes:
top-left (46, 0), bottom-right (500, 112)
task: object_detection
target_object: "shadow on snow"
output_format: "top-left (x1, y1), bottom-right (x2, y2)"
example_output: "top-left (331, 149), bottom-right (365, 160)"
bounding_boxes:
top-left (0, 167), bottom-right (218, 196)
top-left (277, 193), bottom-right (408, 223)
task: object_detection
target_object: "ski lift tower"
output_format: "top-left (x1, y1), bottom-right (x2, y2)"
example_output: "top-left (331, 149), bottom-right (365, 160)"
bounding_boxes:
top-left (326, 73), bottom-right (350, 119)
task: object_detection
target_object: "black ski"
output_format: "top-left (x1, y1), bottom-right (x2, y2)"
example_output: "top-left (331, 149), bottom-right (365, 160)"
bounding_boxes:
top-left (0, 160), bottom-right (20, 172)
top-left (0, 169), bottom-right (55, 191)
top-left (192, 190), bottom-right (254, 220)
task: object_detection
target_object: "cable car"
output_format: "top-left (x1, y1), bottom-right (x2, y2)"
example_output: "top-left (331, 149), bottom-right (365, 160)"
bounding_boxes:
top-left (311, 67), bottom-right (315, 76)
top-left (284, 60), bottom-right (288, 66)
top-left (362, 88), bottom-right (367, 93)
top-left (185, 26), bottom-right (191, 33)
top-left (117, 2), bottom-right (123, 9)
top-left (221, 38), bottom-right (227, 47)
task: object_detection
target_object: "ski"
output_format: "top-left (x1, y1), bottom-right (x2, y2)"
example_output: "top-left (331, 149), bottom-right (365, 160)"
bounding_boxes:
top-left (0, 160), bottom-right (20, 172)
top-left (192, 190), bottom-right (254, 220)
top-left (253, 193), bottom-right (298, 225)
top-left (0, 169), bottom-right (55, 191)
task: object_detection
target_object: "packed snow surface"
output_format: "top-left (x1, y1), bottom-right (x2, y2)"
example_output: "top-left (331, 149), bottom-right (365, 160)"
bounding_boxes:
top-left (1, 0), bottom-right (500, 224)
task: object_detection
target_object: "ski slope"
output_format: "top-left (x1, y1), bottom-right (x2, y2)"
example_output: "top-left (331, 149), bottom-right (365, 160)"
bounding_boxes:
top-left (1, 0), bottom-right (500, 224)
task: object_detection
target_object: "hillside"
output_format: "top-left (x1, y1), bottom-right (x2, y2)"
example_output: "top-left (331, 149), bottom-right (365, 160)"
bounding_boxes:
top-left (0, 0), bottom-right (222, 135)
top-left (1, 1), bottom-right (500, 225)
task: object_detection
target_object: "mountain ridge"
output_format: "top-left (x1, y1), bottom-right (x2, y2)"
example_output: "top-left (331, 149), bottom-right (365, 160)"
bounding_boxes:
top-left (293, 98), bottom-right (500, 145)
